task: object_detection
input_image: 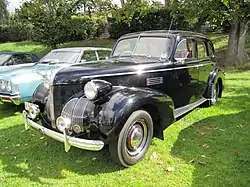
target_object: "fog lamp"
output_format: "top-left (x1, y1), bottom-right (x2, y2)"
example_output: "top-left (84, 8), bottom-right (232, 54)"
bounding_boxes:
top-left (25, 102), bottom-right (40, 119)
top-left (56, 116), bottom-right (71, 132)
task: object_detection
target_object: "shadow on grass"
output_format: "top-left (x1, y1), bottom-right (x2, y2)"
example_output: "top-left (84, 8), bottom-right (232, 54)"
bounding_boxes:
top-left (171, 110), bottom-right (250, 186)
top-left (0, 124), bottom-right (123, 185)
top-left (0, 103), bottom-right (23, 118)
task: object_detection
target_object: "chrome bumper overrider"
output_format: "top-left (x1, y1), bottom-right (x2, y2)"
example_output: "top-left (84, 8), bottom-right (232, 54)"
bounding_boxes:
top-left (23, 111), bottom-right (104, 152)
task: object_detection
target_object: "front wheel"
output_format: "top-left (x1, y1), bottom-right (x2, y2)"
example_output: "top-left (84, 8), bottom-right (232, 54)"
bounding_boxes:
top-left (109, 110), bottom-right (153, 167)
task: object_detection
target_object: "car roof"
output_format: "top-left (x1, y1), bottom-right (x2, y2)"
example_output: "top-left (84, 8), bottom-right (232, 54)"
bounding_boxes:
top-left (51, 47), bottom-right (112, 52)
top-left (121, 30), bottom-right (208, 40)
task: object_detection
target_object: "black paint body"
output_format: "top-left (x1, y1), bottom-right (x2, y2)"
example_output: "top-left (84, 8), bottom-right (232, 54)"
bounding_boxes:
top-left (33, 30), bottom-right (225, 142)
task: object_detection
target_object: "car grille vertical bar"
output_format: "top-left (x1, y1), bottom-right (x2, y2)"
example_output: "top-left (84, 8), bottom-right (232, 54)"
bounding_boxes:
top-left (49, 86), bottom-right (56, 128)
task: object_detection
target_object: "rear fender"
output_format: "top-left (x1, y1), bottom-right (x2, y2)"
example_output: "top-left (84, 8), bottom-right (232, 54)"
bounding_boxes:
top-left (99, 87), bottom-right (175, 140)
top-left (204, 67), bottom-right (225, 98)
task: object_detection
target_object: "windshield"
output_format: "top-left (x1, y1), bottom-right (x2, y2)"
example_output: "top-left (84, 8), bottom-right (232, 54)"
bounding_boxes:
top-left (112, 36), bottom-right (172, 60)
top-left (0, 54), bottom-right (11, 65)
top-left (39, 51), bottom-right (81, 64)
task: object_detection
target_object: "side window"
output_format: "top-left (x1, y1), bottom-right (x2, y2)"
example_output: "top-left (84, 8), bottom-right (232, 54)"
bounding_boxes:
top-left (82, 51), bottom-right (97, 62)
top-left (174, 39), bottom-right (196, 60)
top-left (207, 42), bottom-right (214, 57)
top-left (97, 50), bottom-right (110, 60)
top-left (197, 41), bottom-right (208, 59)
top-left (12, 54), bottom-right (33, 65)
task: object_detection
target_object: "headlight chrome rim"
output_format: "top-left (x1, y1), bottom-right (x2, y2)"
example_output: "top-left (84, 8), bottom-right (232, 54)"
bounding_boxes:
top-left (84, 81), bottom-right (98, 100)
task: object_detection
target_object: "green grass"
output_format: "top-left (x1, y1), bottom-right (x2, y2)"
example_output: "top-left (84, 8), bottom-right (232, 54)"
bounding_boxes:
top-left (0, 71), bottom-right (249, 187)
top-left (0, 38), bottom-right (250, 186)
top-left (0, 39), bottom-right (115, 57)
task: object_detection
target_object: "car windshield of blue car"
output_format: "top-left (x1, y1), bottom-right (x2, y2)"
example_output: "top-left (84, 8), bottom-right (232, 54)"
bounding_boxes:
top-left (39, 51), bottom-right (80, 64)
top-left (0, 54), bottom-right (11, 65)
top-left (112, 37), bottom-right (172, 60)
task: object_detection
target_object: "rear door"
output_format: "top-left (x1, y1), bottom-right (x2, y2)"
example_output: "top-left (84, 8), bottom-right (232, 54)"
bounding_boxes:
top-left (196, 39), bottom-right (216, 97)
top-left (167, 38), bottom-right (200, 108)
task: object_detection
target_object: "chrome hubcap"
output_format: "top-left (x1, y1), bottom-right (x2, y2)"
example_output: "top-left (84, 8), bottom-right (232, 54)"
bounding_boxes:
top-left (212, 83), bottom-right (219, 103)
top-left (127, 120), bottom-right (148, 156)
top-left (128, 124), bottom-right (143, 149)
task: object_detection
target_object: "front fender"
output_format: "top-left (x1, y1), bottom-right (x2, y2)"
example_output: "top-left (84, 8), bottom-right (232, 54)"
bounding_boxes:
top-left (32, 83), bottom-right (49, 104)
top-left (99, 87), bottom-right (175, 140)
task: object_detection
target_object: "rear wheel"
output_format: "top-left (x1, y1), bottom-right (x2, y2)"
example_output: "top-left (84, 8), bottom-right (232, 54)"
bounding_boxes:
top-left (211, 82), bottom-right (220, 105)
top-left (109, 110), bottom-right (153, 167)
top-left (205, 81), bottom-right (220, 107)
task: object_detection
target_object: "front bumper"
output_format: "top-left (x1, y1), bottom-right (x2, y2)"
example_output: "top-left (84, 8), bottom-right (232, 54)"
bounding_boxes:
top-left (0, 93), bottom-right (21, 105)
top-left (23, 110), bottom-right (105, 152)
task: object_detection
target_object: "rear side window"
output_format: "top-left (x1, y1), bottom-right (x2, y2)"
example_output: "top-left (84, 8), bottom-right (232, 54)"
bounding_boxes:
top-left (197, 41), bottom-right (208, 59)
top-left (97, 50), bottom-right (110, 60)
top-left (82, 50), bottom-right (97, 62)
top-left (207, 42), bottom-right (214, 57)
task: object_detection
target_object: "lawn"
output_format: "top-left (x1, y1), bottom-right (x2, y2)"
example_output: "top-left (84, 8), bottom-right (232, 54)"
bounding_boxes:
top-left (0, 37), bottom-right (250, 187)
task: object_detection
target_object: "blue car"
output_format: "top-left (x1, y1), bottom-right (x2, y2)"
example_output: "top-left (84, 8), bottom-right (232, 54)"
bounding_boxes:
top-left (0, 47), bottom-right (111, 105)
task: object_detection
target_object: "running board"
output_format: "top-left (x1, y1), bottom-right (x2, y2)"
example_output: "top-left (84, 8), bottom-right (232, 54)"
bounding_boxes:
top-left (174, 98), bottom-right (207, 119)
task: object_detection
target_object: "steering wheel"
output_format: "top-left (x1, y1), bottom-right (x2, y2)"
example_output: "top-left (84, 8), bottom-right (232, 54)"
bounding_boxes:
top-left (119, 50), bottom-right (133, 57)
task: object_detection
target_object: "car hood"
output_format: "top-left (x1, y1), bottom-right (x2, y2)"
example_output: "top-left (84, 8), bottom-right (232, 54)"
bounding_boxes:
top-left (0, 64), bottom-right (68, 84)
top-left (54, 57), bottom-right (166, 85)
top-left (0, 63), bottom-right (35, 74)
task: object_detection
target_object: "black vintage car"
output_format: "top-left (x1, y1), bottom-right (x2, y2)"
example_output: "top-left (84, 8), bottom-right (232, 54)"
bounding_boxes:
top-left (23, 30), bottom-right (225, 167)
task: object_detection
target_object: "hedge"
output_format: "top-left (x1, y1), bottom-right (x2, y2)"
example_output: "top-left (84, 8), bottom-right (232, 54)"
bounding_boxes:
top-left (0, 16), bottom-right (107, 44)
top-left (0, 24), bottom-right (32, 43)
top-left (108, 6), bottom-right (190, 39)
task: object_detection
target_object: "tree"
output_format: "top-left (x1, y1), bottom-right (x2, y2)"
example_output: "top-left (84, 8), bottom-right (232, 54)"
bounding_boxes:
top-left (73, 0), bottom-right (114, 16)
top-left (180, 0), bottom-right (250, 65)
top-left (16, 0), bottom-right (75, 48)
top-left (0, 0), bottom-right (8, 23)
top-left (120, 0), bottom-right (125, 7)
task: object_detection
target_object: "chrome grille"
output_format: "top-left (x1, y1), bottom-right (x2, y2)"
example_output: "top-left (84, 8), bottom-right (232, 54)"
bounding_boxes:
top-left (146, 77), bottom-right (163, 86)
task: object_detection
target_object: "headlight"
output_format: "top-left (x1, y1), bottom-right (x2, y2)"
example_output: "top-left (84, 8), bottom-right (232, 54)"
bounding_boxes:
top-left (6, 81), bottom-right (11, 92)
top-left (84, 80), bottom-right (112, 101)
top-left (56, 116), bottom-right (71, 132)
top-left (84, 81), bottom-right (98, 100)
top-left (0, 80), bottom-right (6, 90)
top-left (43, 76), bottom-right (50, 89)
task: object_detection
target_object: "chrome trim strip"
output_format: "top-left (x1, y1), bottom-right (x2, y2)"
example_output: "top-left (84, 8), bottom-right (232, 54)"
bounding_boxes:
top-left (80, 64), bottom-right (205, 80)
top-left (0, 94), bottom-right (20, 98)
top-left (174, 98), bottom-right (207, 119)
top-left (23, 111), bottom-right (104, 151)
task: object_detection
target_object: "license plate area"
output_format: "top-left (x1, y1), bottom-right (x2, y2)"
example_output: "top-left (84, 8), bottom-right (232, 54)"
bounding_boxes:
top-left (1, 97), bottom-right (12, 103)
